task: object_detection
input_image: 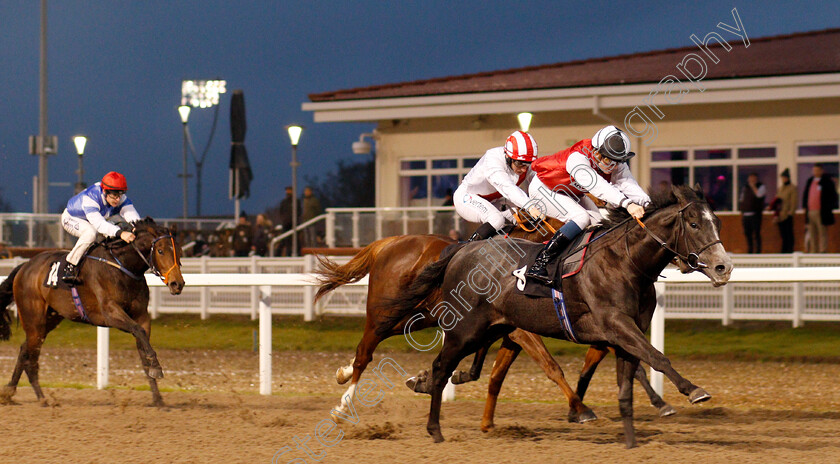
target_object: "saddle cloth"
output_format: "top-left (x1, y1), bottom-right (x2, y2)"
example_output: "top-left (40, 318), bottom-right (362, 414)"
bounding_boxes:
top-left (43, 254), bottom-right (76, 290)
top-left (512, 231), bottom-right (594, 298)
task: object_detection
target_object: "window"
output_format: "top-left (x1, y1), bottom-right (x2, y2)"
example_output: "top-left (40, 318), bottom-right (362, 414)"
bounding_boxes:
top-left (399, 157), bottom-right (479, 206)
top-left (796, 144), bottom-right (840, 205)
top-left (650, 146), bottom-right (777, 212)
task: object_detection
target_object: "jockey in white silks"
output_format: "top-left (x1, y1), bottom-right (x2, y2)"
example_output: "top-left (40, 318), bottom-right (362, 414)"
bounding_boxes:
top-left (454, 130), bottom-right (543, 241)
top-left (525, 126), bottom-right (650, 285)
top-left (60, 171), bottom-right (140, 284)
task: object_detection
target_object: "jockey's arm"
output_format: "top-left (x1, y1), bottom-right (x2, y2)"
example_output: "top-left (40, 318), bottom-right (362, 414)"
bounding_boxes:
top-left (567, 152), bottom-right (629, 208)
top-left (610, 163), bottom-right (651, 206)
top-left (83, 208), bottom-right (122, 237)
top-left (119, 199), bottom-right (141, 223)
top-left (486, 168), bottom-right (530, 210)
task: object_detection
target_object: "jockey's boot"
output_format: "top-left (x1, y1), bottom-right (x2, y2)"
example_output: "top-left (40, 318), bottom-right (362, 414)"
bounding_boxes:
top-left (61, 263), bottom-right (81, 285)
top-left (525, 231), bottom-right (573, 286)
top-left (466, 222), bottom-right (497, 242)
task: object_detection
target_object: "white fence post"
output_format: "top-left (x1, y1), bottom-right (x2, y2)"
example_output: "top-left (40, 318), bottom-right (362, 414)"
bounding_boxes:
top-left (97, 327), bottom-right (109, 389)
top-left (351, 211), bottom-right (360, 249)
top-left (722, 284), bottom-right (733, 326)
top-left (200, 255), bottom-right (209, 319)
top-left (303, 254), bottom-right (315, 321)
top-left (250, 256), bottom-right (259, 320)
top-left (259, 285), bottom-right (272, 395)
top-left (442, 331), bottom-right (455, 402)
top-left (792, 252), bottom-right (803, 328)
top-left (651, 282), bottom-right (665, 397)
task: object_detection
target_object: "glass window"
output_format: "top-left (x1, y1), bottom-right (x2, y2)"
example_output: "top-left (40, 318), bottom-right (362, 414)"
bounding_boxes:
top-left (432, 175), bottom-right (458, 204)
top-left (651, 150), bottom-right (687, 162)
top-left (695, 166), bottom-right (733, 211)
top-left (738, 147), bottom-right (775, 159)
top-left (695, 149), bottom-right (731, 160)
top-left (737, 165), bottom-right (776, 209)
top-left (798, 145), bottom-right (839, 157)
top-left (400, 160), bottom-right (426, 170)
top-left (432, 159), bottom-right (457, 169)
top-left (400, 176), bottom-right (428, 206)
top-left (463, 158), bottom-right (480, 168)
top-left (650, 167), bottom-right (689, 193)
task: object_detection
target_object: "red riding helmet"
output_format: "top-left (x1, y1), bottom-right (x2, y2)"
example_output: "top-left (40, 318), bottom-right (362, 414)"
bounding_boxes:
top-left (504, 131), bottom-right (538, 163)
top-left (101, 172), bottom-right (128, 192)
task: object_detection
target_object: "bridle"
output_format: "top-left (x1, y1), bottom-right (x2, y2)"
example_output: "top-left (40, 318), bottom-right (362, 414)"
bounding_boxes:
top-left (628, 202), bottom-right (722, 276)
top-left (132, 233), bottom-right (180, 284)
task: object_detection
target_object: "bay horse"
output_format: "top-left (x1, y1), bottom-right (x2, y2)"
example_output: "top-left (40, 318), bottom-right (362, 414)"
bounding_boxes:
top-left (315, 214), bottom-right (674, 426)
top-left (383, 185), bottom-right (733, 447)
top-left (0, 217), bottom-right (185, 406)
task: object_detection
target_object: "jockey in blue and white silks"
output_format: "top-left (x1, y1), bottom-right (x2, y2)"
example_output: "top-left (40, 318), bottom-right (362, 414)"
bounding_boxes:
top-left (60, 171), bottom-right (140, 284)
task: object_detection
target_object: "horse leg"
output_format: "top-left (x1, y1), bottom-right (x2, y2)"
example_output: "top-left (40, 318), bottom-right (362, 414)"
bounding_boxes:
top-left (333, 324), bottom-right (383, 417)
top-left (634, 364), bottom-right (676, 416)
top-left (136, 313), bottom-right (164, 407)
top-left (575, 346), bottom-right (608, 403)
top-left (102, 304), bottom-right (163, 380)
top-left (427, 333), bottom-right (474, 443)
top-left (451, 343), bottom-right (491, 384)
top-left (509, 329), bottom-right (595, 424)
top-left (481, 336), bottom-right (521, 432)
top-left (615, 351), bottom-right (640, 448)
top-left (610, 316), bottom-right (709, 403)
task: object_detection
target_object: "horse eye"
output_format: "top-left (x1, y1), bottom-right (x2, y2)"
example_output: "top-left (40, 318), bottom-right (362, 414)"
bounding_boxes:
top-left (690, 222), bottom-right (698, 229)
top-left (157, 248), bottom-right (164, 255)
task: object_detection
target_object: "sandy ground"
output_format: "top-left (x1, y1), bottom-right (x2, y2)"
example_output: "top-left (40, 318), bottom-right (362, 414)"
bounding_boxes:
top-left (1, 347), bottom-right (840, 464)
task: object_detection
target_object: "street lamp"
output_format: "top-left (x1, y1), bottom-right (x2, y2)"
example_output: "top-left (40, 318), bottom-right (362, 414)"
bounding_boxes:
top-left (178, 105), bottom-right (191, 219)
top-left (286, 125), bottom-right (303, 257)
top-left (73, 135), bottom-right (87, 194)
top-left (517, 112), bottom-right (533, 132)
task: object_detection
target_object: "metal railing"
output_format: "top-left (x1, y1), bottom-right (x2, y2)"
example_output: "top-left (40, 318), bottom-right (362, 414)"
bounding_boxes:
top-left (325, 206), bottom-right (461, 248)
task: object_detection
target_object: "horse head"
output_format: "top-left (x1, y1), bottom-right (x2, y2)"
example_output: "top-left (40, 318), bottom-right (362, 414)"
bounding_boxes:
top-left (132, 218), bottom-right (185, 295)
top-left (666, 184), bottom-right (733, 287)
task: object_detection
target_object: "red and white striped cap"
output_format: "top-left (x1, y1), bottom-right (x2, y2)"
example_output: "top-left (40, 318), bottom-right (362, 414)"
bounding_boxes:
top-left (504, 131), bottom-right (538, 162)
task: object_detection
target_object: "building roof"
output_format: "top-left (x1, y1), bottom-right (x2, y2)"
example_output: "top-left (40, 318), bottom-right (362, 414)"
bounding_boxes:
top-left (309, 28), bottom-right (840, 102)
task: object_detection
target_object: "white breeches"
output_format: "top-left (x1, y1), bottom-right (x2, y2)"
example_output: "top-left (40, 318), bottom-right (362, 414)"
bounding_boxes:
top-left (61, 210), bottom-right (98, 265)
top-left (453, 187), bottom-right (514, 230)
top-left (528, 177), bottom-right (603, 230)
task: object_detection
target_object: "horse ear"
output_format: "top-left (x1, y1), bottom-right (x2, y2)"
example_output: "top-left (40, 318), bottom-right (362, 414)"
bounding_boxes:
top-left (692, 182), bottom-right (706, 199)
top-left (170, 223), bottom-right (178, 237)
top-left (671, 184), bottom-right (688, 204)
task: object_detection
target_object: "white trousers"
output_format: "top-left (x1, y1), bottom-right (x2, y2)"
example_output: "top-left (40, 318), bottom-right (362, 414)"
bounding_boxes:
top-left (528, 177), bottom-right (603, 230)
top-left (453, 187), bottom-right (514, 230)
top-left (61, 210), bottom-right (99, 265)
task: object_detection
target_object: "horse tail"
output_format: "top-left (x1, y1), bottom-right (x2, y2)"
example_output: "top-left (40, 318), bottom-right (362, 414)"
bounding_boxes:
top-left (313, 236), bottom-right (401, 304)
top-left (375, 243), bottom-right (465, 338)
top-left (0, 263), bottom-right (23, 340)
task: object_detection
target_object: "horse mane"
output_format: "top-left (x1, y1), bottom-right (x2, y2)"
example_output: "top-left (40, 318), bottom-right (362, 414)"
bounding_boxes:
top-left (592, 185), bottom-right (704, 232)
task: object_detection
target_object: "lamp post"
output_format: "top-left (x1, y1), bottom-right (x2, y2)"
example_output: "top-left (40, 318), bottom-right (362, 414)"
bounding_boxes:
top-left (517, 112), bottom-right (533, 132)
top-left (286, 125), bottom-right (303, 257)
top-left (73, 135), bottom-right (87, 194)
top-left (178, 105), bottom-right (191, 219)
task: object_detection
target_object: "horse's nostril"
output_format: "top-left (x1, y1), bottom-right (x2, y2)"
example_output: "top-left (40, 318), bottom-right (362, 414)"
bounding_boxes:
top-left (715, 264), bottom-right (727, 274)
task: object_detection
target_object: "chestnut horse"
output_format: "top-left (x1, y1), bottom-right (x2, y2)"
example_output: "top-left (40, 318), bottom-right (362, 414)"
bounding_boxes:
top-left (0, 218), bottom-right (185, 406)
top-left (315, 217), bottom-right (673, 426)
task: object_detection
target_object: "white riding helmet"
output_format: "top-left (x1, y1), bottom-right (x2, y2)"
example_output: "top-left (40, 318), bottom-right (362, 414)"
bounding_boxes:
top-left (504, 131), bottom-right (538, 163)
top-left (592, 126), bottom-right (635, 162)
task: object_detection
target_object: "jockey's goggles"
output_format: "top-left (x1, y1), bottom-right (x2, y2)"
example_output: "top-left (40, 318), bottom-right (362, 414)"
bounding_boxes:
top-left (105, 190), bottom-right (126, 198)
top-left (511, 159), bottom-right (532, 169)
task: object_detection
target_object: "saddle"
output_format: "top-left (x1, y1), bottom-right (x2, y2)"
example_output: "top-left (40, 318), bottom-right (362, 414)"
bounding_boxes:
top-left (513, 231), bottom-right (594, 298)
top-left (43, 253), bottom-right (91, 322)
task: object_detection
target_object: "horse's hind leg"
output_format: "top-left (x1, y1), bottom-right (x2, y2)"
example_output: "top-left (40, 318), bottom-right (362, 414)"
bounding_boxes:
top-left (481, 335), bottom-right (521, 432)
top-left (136, 313), bottom-right (163, 406)
top-left (427, 333), bottom-right (474, 443)
top-left (9, 309), bottom-right (62, 405)
top-left (615, 351), bottom-right (640, 449)
top-left (510, 330), bottom-right (595, 424)
top-left (634, 364), bottom-right (676, 416)
top-left (451, 342), bottom-right (491, 384)
top-left (333, 321), bottom-right (386, 417)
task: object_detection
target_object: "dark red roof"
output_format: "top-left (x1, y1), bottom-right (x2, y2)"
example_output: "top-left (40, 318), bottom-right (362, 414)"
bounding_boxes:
top-left (309, 28), bottom-right (840, 102)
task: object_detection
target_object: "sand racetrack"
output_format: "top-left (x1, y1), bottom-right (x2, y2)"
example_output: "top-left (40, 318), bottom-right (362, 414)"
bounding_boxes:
top-left (1, 347), bottom-right (839, 463)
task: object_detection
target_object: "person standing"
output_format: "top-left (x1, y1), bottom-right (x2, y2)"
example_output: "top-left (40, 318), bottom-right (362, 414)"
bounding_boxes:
top-left (300, 186), bottom-right (323, 249)
top-left (802, 164), bottom-right (838, 253)
top-left (771, 169), bottom-right (797, 253)
top-left (252, 213), bottom-right (273, 256)
top-left (739, 173), bottom-right (766, 253)
top-left (232, 213), bottom-right (253, 257)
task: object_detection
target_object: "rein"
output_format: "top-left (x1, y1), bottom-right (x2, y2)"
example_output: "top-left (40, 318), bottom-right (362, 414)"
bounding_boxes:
top-left (632, 202), bottom-right (722, 271)
top-left (513, 209), bottom-right (557, 235)
top-left (132, 235), bottom-right (179, 284)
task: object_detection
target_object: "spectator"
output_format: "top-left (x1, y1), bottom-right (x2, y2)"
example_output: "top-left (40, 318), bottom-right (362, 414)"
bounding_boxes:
top-left (770, 169), bottom-right (797, 253)
top-left (232, 213), bottom-right (253, 257)
top-left (267, 186), bottom-right (297, 256)
top-left (448, 229), bottom-right (462, 241)
top-left (739, 173), bottom-right (766, 253)
top-left (300, 186), bottom-right (323, 249)
top-left (802, 164), bottom-right (838, 253)
top-left (0, 241), bottom-right (12, 259)
top-left (441, 188), bottom-right (454, 206)
top-left (252, 213), bottom-right (273, 256)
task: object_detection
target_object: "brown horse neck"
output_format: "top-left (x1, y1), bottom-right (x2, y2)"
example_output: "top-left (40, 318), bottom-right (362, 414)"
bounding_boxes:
top-left (89, 238), bottom-right (150, 276)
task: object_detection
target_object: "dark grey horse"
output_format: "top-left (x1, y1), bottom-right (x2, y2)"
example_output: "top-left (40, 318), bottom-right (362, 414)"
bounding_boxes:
top-left (384, 185), bottom-right (733, 448)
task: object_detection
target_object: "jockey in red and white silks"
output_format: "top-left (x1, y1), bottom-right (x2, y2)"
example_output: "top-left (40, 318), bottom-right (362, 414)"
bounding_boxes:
top-left (453, 131), bottom-right (540, 241)
top-left (525, 126), bottom-right (650, 285)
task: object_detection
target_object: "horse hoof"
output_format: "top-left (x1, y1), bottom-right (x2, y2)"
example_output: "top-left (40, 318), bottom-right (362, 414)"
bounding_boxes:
top-left (148, 367), bottom-right (164, 379)
top-left (689, 387), bottom-right (711, 404)
top-left (428, 427), bottom-right (445, 443)
top-left (405, 376), bottom-right (427, 393)
top-left (450, 370), bottom-right (471, 385)
top-left (658, 404), bottom-right (677, 417)
top-left (40, 399), bottom-right (50, 408)
top-left (578, 409), bottom-right (598, 423)
top-left (480, 421), bottom-right (494, 433)
top-left (335, 366), bottom-right (351, 385)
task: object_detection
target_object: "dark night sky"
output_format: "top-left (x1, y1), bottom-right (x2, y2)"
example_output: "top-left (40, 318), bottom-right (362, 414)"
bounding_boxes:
top-left (1, 1), bottom-right (837, 218)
